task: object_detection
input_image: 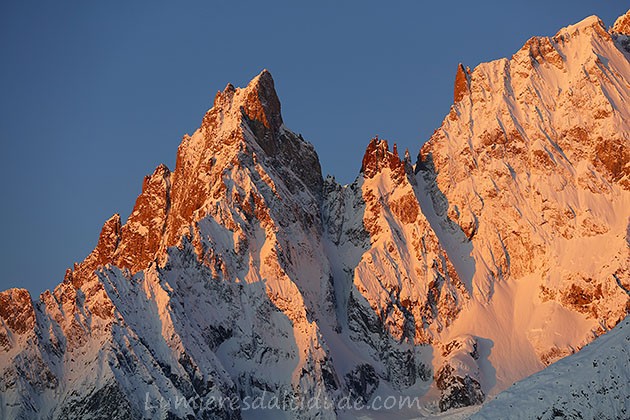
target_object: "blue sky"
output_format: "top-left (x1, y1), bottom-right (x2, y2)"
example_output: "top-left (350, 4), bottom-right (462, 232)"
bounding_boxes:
top-left (0, 1), bottom-right (626, 294)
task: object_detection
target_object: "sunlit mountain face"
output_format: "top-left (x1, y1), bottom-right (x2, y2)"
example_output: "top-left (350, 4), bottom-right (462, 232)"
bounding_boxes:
top-left (1, 9), bottom-right (629, 420)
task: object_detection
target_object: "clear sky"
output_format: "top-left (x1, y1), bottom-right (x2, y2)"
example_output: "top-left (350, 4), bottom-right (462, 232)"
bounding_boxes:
top-left (1, 1), bottom-right (627, 295)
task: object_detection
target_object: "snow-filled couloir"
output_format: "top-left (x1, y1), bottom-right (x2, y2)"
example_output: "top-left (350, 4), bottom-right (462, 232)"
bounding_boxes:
top-left (1, 10), bottom-right (629, 420)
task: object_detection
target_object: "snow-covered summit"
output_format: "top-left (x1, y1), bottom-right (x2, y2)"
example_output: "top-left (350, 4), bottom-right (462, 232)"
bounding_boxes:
top-left (557, 14), bottom-right (605, 36)
top-left (1, 10), bottom-right (629, 420)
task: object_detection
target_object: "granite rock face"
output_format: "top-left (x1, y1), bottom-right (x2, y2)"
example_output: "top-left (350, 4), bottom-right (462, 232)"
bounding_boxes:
top-left (2, 10), bottom-right (630, 419)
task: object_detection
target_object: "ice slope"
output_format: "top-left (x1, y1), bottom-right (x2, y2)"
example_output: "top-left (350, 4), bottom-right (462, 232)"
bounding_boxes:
top-left (472, 315), bottom-right (630, 419)
top-left (416, 10), bottom-right (630, 395)
top-left (0, 10), bottom-right (629, 420)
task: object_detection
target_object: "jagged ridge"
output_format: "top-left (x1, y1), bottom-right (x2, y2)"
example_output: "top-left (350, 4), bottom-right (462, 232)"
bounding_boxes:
top-left (1, 10), bottom-right (630, 420)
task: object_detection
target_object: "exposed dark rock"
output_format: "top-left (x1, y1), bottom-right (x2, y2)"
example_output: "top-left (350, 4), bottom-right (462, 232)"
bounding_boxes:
top-left (453, 63), bottom-right (470, 102)
top-left (435, 364), bottom-right (484, 412)
top-left (345, 364), bottom-right (379, 403)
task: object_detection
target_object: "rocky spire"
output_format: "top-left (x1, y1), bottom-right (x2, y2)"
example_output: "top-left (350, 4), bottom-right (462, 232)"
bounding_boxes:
top-left (360, 137), bottom-right (406, 179)
top-left (1, 12), bottom-right (630, 420)
top-left (199, 69), bottom-right (283, 154)
top-left (0, 288), bottom-right (35, 336)
top-left (164, 69), bottom-right (323, 246)
top-left (612, 9), bottom-right (630, 35)
top-left (453, 63), bottom-right (470, 103)
top-left (241, 69), bottom-right (283, 132)
top-left (71, 213), bottom-right (122, 287)
top-left (114, 163), bottom-right (171, 272)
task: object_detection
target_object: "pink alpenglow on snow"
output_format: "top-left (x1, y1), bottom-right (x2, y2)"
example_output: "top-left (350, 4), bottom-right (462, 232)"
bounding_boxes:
top-left (1, 9), bottom-right (630, 420)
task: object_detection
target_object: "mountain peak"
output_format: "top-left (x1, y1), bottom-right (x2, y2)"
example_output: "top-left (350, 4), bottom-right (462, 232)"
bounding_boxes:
top-left (612, 9), bottom-right (630, 35)
top-left (3, 12), bottom-right (630, 418)
top-left (201, 69), bottom-right (283, 149)
top-left (555, 14), bottom-right (607, 39)
top-left (250, 68), bottom-right (273, 86)
top-left (453, 63), bottom-right (470, 103)
top-left (0, 288), bottom-right (35, 336)
top-left (241, 69), bottom-right (283, 132)
top-left (73, 213), bottom-right (122, 286)
top-left (360, 137), bottom-right (406, 178)
top-left (152, 163), bottom-right (170, 177)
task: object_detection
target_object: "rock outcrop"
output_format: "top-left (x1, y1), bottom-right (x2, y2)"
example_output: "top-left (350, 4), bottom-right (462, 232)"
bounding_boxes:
top-left (1, 10), bottom-right (630, 419)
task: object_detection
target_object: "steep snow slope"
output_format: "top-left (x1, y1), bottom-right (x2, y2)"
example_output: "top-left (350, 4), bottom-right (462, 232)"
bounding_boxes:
top-left (322, 140), bottom-right (480, 410)
top-left (416, 11), bottom-right (630, 396)
top-left (472, 315), bottom-right (630, 419)
top-left (0, 71), bottom-right (340, 420)
top-left (0, 10), bottom-right (629, 420)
